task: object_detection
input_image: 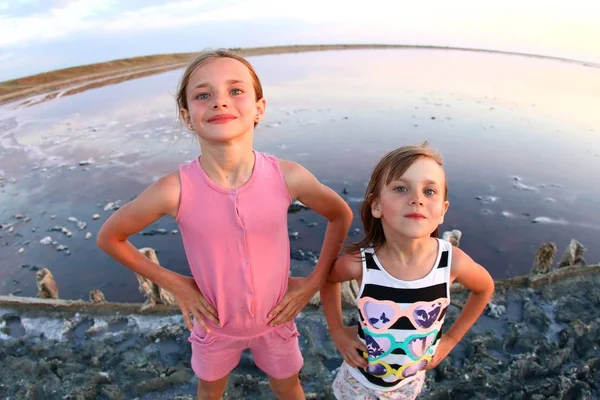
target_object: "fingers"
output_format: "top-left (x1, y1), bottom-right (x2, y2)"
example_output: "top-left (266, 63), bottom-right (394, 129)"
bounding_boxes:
top-left (268, 296), bottom-right (289, 319)
top-left (179, 304), bottom-right (193, 331)
top-left (269, 303), bottom-right (299, 326)
top-left (355, 338), bottom-right (367, 353)
top-left (191, 308), bottom-right (210, 332)
top-left (424, 357), bottom-right (438, 370)
top-left (198, 295), bottom-right (219, 319)
top-left (269, 308), bottom-right (289, 326)
top-left (344, 348), bottom-right (368, 369)
top-left (198, 297), bottom-right (220, 326)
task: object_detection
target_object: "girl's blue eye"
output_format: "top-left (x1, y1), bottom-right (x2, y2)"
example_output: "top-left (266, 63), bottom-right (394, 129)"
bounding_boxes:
top-left (394, 186), bottom-right (408, 192)
top-left (197, 93), bottom-right (210, 100)
top-left (231, 88), bottom-right (242, 95)
top-left (424, 189), bottom-right (436, 196)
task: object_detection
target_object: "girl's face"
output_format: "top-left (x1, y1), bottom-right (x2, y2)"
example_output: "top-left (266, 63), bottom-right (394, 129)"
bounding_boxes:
top-left (180, 57), bottom-right (265, 143)
top-left (371, 157), bottom-right (449, 240)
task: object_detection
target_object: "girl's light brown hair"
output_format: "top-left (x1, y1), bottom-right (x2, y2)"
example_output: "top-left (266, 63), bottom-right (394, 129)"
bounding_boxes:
top-left (175, 49), bottom-right (264, 126)
top-left (346, 143), bottom-right (448, 255)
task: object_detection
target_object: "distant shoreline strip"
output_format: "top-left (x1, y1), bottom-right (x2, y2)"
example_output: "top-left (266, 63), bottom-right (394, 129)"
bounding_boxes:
top-left (1, 44), bottom-right (598, 106)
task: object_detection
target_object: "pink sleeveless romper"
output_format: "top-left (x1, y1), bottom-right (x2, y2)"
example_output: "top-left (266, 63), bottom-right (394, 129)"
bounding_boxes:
top-left (176, 151), bottom-right (303, 380)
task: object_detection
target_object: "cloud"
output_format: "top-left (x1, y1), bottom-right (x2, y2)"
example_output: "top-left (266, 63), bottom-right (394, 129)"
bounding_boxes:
top-left (0, 0), bottom-right (599, 65)
top-left (0, 51), bottom-right (14, 63)
top-left (0, 0), bottom-right (115, 47)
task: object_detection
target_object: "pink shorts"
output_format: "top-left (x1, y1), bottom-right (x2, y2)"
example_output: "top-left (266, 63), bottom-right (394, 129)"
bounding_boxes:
top-left (189, 321), bottom-right (304, 381)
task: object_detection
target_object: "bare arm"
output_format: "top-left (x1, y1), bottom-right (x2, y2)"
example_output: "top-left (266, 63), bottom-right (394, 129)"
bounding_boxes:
top-left (321, 253), bottom-right (362, 332)
top-left (96, 172), bottom-right (218, 330)
top-left (268, 160), bottom-right (353, 325)
top-left (320, 253), bottom-right (367, 367)
top-left (445, 247), bottom-right (495, 343)
top-left (425, 246), bottom-right (494, 369)
top-left (281, 159), bottom-right (353, 287)
top-left (97, 173), bottom-right (183, 292)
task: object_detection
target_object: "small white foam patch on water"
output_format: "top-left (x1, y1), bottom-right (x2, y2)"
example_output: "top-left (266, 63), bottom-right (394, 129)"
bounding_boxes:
top-left (513, 181), bottom-right (539, 192)
top-left (502, 211), bottom-right (516, 218)
top-left (298, 118), bottom-right (317, 126)
top-left (476, 195), bottom-right (498, 204)
top-left (280, 108), bottom-right (309, 115)
top-left (345, 197), bottom-right (363, 203)
top-left (531, 216), bottom-right (568, 225)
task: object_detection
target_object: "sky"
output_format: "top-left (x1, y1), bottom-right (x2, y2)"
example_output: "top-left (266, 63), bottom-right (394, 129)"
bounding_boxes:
top-left (0, 0), bottom-right (599, 81)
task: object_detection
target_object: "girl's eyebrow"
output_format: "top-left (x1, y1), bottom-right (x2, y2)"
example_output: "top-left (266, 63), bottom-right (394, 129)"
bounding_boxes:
top-left (391, 178), bottom-right (440, 185)
top-left (192, 79), bottom-right (247, 90)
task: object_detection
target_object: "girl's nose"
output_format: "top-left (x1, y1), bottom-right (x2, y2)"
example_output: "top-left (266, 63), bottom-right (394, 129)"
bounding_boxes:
top-left (212, 93), bottom-right (228, 109)
top-left (410, 195), bottom-right (424, 206)
top-left (212, 101), bottom-right (227, 109)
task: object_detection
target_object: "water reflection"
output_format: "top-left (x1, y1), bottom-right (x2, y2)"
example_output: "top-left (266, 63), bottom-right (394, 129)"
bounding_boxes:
top-left (1, 49), bottom-right (599, 301)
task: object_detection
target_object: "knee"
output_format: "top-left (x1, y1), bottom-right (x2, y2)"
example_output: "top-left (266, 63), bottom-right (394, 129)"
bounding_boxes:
top-left (269, 376), bottom-right (301, 398)
top-left (197, 380), bottom-right (227, 400)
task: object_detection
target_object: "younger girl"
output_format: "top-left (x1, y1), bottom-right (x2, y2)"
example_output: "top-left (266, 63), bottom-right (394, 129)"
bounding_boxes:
top-left (321, 144), bottom-right (494, 399)
top-left (97, 49), bottom-right (352, 400)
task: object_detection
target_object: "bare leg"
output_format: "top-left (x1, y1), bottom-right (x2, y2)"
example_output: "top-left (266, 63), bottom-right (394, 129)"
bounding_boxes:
top-left (197, 375), bottom-right (228, 400)
top-left (268, 374), bottom-right (305, 400)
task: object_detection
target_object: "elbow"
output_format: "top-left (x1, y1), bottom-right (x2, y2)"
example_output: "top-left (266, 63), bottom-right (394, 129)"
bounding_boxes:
top-left (470, 274), bottom-right (495, 300)
top-left (96, 225), bottom-right (121, 253)
top-left (326, 273), bottom-right (337, 284)
top-left (96, 228), bottom-right (109, 252)
top-left (344, 201), bottom-right (353, 222)
top-left (326, 267), bottom-right (345, 284)
top-left (333, 201), bottom-right (353, 226)
top-left (482, 276), bottom-right (495, 300)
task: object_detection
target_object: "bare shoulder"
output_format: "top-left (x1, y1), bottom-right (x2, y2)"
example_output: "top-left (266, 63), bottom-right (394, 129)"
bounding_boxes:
top-left (278, 159), bottom-right (309, 182)
top-left (450, 246), bottom-right (471, 281)
top-left (450, 246), bottom-right (495, 293)
top-left (156, 171), bottom-right (181, 192)
top-left (329, 252), bottom-right (363, 283)
top-left (134, 171), bottom-right (181, 218)
top-left (278, 159), bottom-right (351, 221)
top-left (97, 171), bottom-right (181, 242)
top-left (278, 159), bottom-right (316, 199)
top-left (278, 159), bottom-right (300, 173)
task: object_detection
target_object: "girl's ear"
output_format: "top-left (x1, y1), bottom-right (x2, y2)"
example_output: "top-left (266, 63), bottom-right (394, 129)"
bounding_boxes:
top-left (255, 98), bottom-right (266, 122)
top-left (439, 200), bottom-right (450, 224)
top-left (180, 108), bottom-right (193, 130)
top-left (370, 195), bottom-right (382, 219)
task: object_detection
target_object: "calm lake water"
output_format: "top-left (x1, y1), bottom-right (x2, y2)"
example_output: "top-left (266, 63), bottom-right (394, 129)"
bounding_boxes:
top-left (1, 49), bottom-right (599, 302)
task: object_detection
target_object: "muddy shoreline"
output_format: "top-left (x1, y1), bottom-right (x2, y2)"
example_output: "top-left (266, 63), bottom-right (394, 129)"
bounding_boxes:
top-left (2, 43), bottom-right (599, 106)
top-left (1, 263), bottom-right (599, 399)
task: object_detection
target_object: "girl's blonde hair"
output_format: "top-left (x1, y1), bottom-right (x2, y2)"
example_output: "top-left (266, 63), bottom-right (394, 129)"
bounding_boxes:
top-left (346, 143), bottom-right (447, 254)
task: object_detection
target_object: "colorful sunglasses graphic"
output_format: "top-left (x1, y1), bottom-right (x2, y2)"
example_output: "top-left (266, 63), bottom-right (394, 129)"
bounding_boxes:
top-left (362, 327), bottom-right (438, 361)
top-left (358, 297), bottom-right (449, 333)
top-left (364, 355), bottom-right (432, 380)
